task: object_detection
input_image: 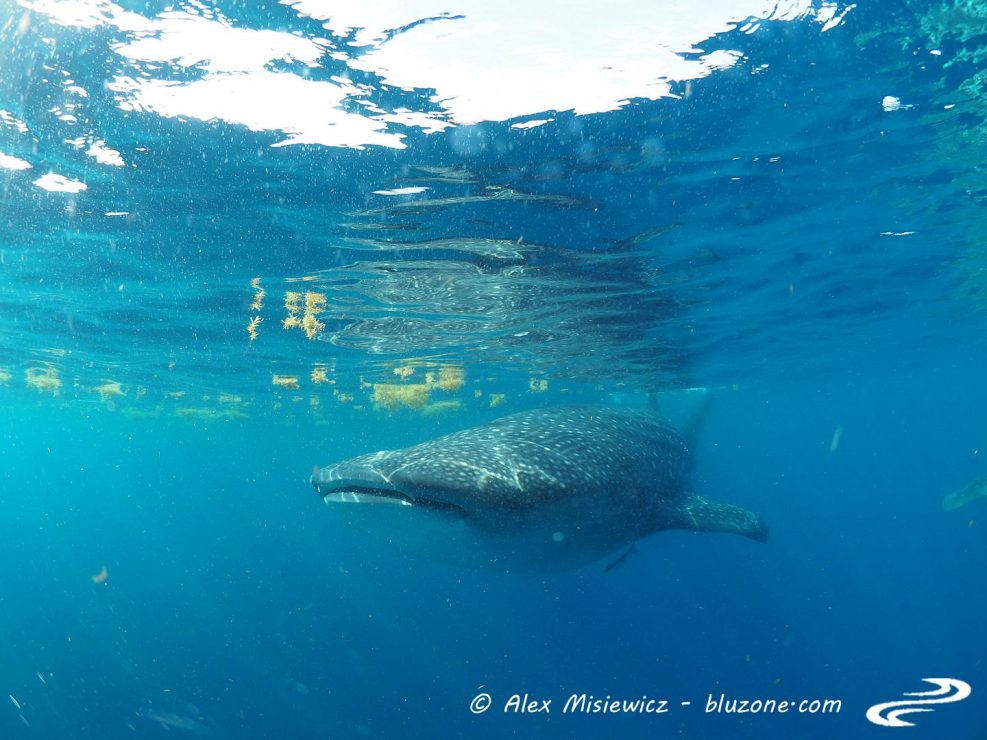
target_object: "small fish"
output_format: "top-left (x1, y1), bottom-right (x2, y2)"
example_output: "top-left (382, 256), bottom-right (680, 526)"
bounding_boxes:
top-left (146, 710), bottom-right (208, 734)
top-left (9, 694), bottom-right (21, 710)
top-left (943, 476), bottom-right (987, 512)
top-left (829, 425), bottom-right (843, 453)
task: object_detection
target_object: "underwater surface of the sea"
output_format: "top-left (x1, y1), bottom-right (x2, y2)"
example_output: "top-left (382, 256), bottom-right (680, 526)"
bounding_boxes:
top-left (1, 1), bottom-right (986, 738)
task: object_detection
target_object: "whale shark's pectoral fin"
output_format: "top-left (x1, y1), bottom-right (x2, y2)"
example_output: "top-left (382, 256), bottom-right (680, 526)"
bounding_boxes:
top-left (604, 543), bottom-right (636, 572)
top-left (668, 495), bottom-right (768, 543)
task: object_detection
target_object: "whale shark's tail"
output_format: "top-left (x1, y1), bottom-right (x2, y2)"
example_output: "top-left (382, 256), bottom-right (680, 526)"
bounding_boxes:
top-left (667, 495), bottom-right (769, 543)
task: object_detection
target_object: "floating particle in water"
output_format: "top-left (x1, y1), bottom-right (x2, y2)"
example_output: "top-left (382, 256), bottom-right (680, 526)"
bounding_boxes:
top-left (881, 95), bottom-right (913, 112)
top-left (829, 426), bottom-right (843, 453)
top-left (91, 566), bottom-right (109, 584)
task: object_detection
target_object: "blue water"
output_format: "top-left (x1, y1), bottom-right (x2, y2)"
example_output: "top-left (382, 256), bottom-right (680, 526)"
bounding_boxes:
top-left (1, 1), bottom-right (986, 737)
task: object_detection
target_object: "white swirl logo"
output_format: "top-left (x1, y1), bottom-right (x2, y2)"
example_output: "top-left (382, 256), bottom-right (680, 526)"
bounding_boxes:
top-left (866, 678), bottom-right (972, 727)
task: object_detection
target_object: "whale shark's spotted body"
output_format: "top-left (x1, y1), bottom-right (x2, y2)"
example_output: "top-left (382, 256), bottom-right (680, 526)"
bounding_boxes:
top-left (311, 405), bottom-right (767, 571)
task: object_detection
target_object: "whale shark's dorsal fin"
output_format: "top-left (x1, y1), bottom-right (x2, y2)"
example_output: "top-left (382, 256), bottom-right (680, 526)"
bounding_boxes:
top-left (646, 387), bottom-right (710, 447)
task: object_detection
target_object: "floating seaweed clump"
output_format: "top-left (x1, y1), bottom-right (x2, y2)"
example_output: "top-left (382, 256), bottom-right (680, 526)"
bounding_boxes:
top-left (372, 382), bottom-right (431, 410)
top-left (423, 399), bottom-right (461, 416)
top-left (93, 380), bottom-right (126, 401)
top-left (311, 366), bottom-right (333, 384)
top-left (26, 366), bottom-right (61, 395)
top-left (250, 277), bottom-right (265, 311)
top-left (175, 406), bottom-right (248, 421)
top-left (247, 316), bottom-right (262, 342)
top-left (272, 374), bottom-right (300, 390)
top-left (435, 365), bottom-right (464, 391)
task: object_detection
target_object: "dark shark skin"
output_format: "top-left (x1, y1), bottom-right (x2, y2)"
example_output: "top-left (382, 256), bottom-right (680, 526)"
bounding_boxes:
top-left (311, 405), bottom-right (767, 571)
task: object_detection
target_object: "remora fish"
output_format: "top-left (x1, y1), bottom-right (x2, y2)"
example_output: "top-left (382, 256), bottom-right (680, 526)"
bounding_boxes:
top-left (311, 405), bottom-right (767, 571)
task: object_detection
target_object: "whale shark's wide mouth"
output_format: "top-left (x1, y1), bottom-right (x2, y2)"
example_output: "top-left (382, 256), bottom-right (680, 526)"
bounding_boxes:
top-left (321, 485), bottom-right (413, 506)
top-left (312, 478), bottom-right (468, 516)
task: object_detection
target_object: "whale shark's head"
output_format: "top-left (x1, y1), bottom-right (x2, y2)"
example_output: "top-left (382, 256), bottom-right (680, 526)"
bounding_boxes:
top-left (311, 451), bottom-right (477, 518)
top-left (309, 442), bottom-right (621, 570)
top-left (310, 448), bottom-right (546, 569)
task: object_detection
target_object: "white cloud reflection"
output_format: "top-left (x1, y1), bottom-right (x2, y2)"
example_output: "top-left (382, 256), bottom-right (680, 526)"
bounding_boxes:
top-left (373, 186), bottom-right (430, 196)
top-left (107, 71), bottom-right (403, 149)
top-left (19, 0), bottom-right (854, 148)
top-left (112, 11), bottom-right (327, 73)
top-left (33, 172), bottom-right (87, 192)
top-left (86, 139), bottom-right (125, 166)
top-left (0, 152), bottom-right (32, 170)
top-left (285, 0), bottom-right (845, 124)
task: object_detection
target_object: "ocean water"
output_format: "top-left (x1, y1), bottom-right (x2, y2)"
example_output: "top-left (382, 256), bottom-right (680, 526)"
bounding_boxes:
top-left (1, 1), bottom-right (986, 738)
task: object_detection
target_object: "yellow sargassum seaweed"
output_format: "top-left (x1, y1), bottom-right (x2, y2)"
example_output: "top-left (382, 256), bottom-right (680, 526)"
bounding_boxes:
top-left (26, 366), bottom-right (61, 395)
top-left (372, 382), bottom-right (430, 410)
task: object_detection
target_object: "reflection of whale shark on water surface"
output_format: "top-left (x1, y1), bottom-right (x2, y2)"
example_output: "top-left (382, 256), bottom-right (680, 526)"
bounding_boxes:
top-left (311, 404), bottom-right (767, 571)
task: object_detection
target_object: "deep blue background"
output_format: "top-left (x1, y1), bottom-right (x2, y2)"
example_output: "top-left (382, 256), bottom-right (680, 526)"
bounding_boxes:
top-left (1, 357), bottom-right (983, 738)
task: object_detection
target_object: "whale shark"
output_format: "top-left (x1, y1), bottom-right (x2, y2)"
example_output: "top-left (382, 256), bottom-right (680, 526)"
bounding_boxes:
top-left (311, 405), bottom-right (767, 571)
